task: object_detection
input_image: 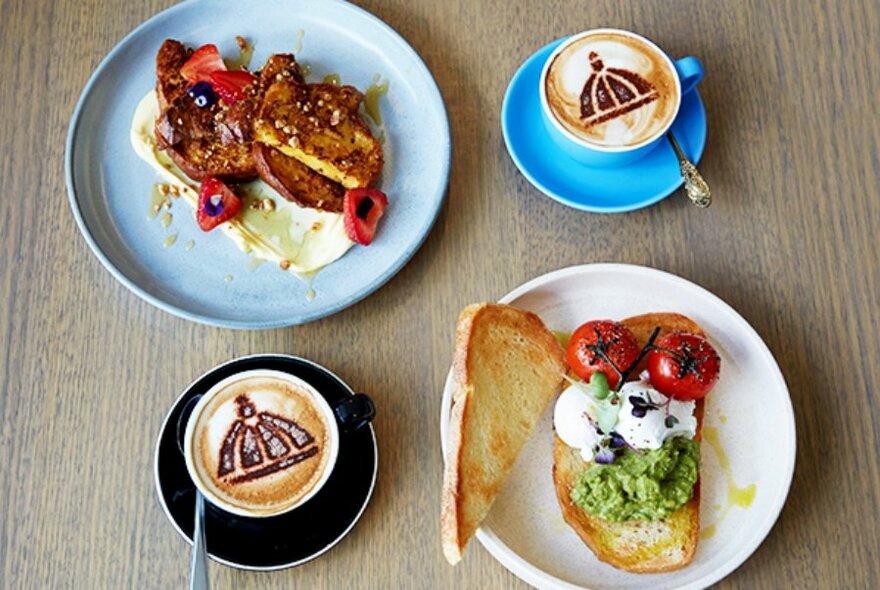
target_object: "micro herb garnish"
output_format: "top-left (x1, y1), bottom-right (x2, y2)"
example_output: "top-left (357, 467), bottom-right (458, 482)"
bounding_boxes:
top-left (628, 394), bottom-right (660, 418)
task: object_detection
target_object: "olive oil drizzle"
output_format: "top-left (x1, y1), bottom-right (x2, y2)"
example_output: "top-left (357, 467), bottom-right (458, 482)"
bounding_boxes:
top-left (700, 426), bottom-right (757, 539)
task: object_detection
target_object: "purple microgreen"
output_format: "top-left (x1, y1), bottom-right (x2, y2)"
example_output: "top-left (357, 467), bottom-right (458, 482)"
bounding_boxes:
top-left (609, 433), bottom-right (626, 448)
top-left (631, 405), bottom-right (647, 418)
top-left (629, 395), bottom-right (659, 412)
top-left (665, 415), bottom-right (679, 428)
top-left (621, 437), bottom-right (644, 457)
top-left (595, 446), bottom-right (616, 464)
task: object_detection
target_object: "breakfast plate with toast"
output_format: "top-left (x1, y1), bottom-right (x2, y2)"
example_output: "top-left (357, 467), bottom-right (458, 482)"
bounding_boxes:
top-left (66, 0), bottom-right (450, 328)
top-left (440, 264), bottom-right (795, 590)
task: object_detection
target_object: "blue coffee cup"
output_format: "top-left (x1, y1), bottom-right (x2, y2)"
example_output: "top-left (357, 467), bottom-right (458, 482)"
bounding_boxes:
top-left (539, 29), bottom-right (704, 168)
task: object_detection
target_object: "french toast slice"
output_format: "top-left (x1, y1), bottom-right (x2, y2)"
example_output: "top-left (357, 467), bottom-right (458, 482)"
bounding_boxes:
top-left (250, 54), bottom-right (345, 211)
top-left (552, 312), bottom-right (705, 573)
top-left (155, 39), bottom-right (190, 110)
top-left (257, 53), bottom-right (306, 87)
top-left (154, 39), bottom-right (258, 182)
top-left (441, 304), bottom-right (567, 565)
top-left (252, 143), bottom-right (345, 212)
top-left (254, 81), bottom-right (383, 189)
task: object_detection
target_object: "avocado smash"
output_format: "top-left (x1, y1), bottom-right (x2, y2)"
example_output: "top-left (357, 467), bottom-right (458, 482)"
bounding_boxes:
top-left (571, 436), bottom-right (699, 521)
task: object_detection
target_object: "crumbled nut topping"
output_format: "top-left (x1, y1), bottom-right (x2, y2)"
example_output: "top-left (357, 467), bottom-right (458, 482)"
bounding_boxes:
top-left (279, 259), bottom-right (291, 270)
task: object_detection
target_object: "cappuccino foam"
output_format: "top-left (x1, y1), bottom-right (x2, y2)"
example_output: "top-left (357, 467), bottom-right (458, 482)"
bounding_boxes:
top-left (545, 31), bottom-right (678, 147)
top-left (189, 374), bottom-right (332, 516)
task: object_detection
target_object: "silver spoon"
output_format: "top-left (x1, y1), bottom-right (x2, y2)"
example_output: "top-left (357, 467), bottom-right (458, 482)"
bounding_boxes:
top-left (177, 396), bottom-right (210, 590)
top-left (667, 132), bottom-right (711, 208)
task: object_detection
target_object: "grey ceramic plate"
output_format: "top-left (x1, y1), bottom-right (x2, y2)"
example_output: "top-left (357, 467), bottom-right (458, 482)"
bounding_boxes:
top-left (66, 0), bottom-right (450, 329)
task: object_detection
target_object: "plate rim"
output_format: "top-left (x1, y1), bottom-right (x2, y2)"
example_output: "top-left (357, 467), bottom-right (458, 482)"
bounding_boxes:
top-left (500, 39), bottom-right (706, 214)
top-left (153, 353), bottom-right (378, 571)
top-left (65, 0), bottom-right (451, 330)
top-left (439, 263), bottom-right (796, 590)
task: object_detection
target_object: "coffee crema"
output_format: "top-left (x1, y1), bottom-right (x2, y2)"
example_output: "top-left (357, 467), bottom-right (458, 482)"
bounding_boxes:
top-left (188, 374), bottom-right (333, 516)
top-left (544, 31), bottom-right (678, 147)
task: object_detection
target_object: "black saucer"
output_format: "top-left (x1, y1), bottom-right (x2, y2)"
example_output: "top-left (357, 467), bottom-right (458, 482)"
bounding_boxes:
top-left (154, 354), bottom-right (377, 571)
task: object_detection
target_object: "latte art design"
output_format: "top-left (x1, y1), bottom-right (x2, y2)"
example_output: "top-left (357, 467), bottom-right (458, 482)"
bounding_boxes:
top-left (544, 31), bottom-right (679, 147)
top-left (187, 372), bottom-right (335, 517)
top-left (579, 51), bottom-right (657, 125)
top-left (217, 394), bottom-right (319, 484)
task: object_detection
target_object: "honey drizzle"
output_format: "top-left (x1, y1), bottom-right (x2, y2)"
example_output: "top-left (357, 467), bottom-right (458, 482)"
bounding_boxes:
top-left (147, 184), bottom-right (166, 219)
top-left (163, 233), bottom-right (178, 248)
top-left (364, 76), bottom-right (389, 125)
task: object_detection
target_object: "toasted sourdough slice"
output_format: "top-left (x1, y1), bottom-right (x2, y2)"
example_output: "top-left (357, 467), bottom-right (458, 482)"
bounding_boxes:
top-left (553, 312), bottom-right (706, 573)
top-left (254, 81), bottom-right (383, 189)
top-left (442, 304), bottom-right (566, 564)
top-left (154, 39), bottom-right (259, 182)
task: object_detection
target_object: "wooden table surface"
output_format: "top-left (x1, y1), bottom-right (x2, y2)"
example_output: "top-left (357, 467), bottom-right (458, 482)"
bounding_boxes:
top-left (2, 0), bottom-right (878, 588)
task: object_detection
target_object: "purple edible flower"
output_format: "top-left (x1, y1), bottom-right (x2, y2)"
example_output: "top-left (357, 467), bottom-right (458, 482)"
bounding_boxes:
top-left (204, 194), bottom-right (224, 217)
top-left (187, 81), bottom-right (217, 108)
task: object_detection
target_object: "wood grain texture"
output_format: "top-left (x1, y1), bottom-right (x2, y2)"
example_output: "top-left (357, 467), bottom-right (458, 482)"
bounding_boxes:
top-left (1, 0), bottom-right (878, 588)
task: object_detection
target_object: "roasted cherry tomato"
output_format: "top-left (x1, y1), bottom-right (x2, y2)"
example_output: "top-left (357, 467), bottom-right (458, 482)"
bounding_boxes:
top-left (197, 177), bottom-right (243, 231)
top-left (343, 188), bottom-right (388, 245)
top-left (180, 44), bottom-right (226, 83)
top-left (209, 70), bottom-right (257, 104)
top-left (647, 333), bottom-right (720, 400)
top-left (566, 320), bottom-right (639, 389)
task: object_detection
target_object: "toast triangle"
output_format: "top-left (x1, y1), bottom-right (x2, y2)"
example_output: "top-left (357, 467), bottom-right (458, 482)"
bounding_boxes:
top-left (441, 303), bottom-right (566, 564)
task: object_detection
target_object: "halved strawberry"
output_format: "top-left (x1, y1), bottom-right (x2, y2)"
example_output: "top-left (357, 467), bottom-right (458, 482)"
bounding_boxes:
top-left (197, 177), bottom-right (243, 231)
top-left (343, 188), bottom-right (388, 245)
top-left (180, 44), bottom-right (226, 83)
top-left (209, 70), bottom-right (258, 104)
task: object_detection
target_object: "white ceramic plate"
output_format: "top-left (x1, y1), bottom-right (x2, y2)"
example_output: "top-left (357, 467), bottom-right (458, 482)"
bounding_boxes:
top-left (440, 264), bottom-right (795, 590)
top-left (66, 0), bottom-right (450, 329)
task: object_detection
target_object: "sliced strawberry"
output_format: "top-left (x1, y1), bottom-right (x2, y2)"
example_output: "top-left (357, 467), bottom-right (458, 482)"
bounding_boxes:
top-left (210, 70), bottom-right (258, 104)
top-left (197, 177), bottom-right (243, 231)
top-left (180, 44), bottom-right (226, 83)
top-left (343, 188), bottom-right (388, 245)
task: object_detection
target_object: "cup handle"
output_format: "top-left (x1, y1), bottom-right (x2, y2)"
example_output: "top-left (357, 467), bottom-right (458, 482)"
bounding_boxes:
top-left (674, 56), bottom-right (704, 95)
top-left (332, 393), bottom-right (375, 434)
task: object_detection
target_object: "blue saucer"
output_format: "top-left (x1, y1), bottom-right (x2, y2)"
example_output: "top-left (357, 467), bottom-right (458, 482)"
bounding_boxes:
top-left (501, 40), bottom-right (707, 213)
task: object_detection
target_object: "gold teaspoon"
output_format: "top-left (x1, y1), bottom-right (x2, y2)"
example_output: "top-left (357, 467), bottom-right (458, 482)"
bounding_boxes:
top-left (667, 133), bottom-right (711, 208)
